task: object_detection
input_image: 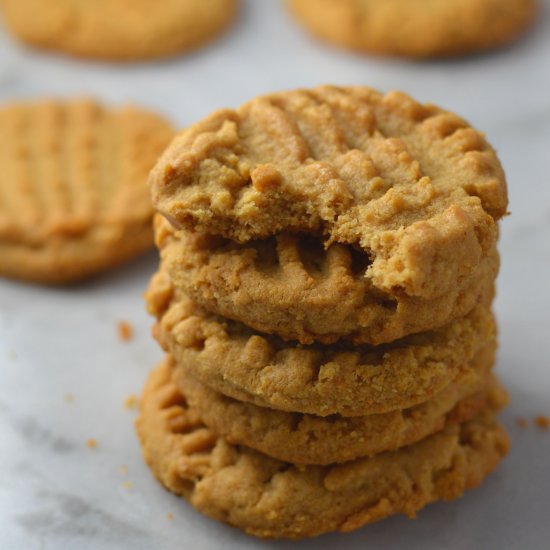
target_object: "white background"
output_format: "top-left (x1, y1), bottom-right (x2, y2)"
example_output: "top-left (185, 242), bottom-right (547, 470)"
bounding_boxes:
top-left (0, 1), bottom-right (549, 548)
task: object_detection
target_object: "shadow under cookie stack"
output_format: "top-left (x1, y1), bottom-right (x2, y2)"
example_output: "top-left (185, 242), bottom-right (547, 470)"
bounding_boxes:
top-left (137, 86), bottom-right (511, 539)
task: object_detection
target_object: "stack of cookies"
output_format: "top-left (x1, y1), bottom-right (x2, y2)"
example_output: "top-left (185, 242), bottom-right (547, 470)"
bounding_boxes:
top-left (137, 86), bottom-right (510, 539)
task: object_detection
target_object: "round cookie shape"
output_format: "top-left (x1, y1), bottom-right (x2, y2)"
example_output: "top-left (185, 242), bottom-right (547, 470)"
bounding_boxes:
top-left (173, 354), bottom-right (500, 465)
top-left (136, 359), bottom-right (510, 539)
top-left (151, 86), bottom-right (507, 301)
top-left (287, 0), bottom-right (537, 58)
top-left (0, 99), bottom-right (173, 284)
top-left (146, 268), bottom-right (497, 417)
top-left (0, 0), bottom-right (237, 61)
top-left (156, 214), bottom-right (498, 345)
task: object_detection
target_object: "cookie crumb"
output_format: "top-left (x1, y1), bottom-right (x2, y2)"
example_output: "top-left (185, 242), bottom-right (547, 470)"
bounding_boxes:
top-left (118, 321), bottom-right (134, 342)
top-left (167, 512), bottom-right (174, 521)
top-left (120, 465), bottom-right (128, 476)
top-left (535, 415), bottom-right (549, 430)
top-left (124, 394), bottom-right (139, 410)
top-left (123, 480), bottom-right (133, 490)
top-left (64, 393), bottom-right (75, 403)
top-left (515, 417), bottom-right (528, 428)
top-left (86, 438), bottom-right (98, 449)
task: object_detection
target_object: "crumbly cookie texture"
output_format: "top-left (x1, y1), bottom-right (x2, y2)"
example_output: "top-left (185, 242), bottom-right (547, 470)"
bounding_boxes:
top-left (156, 214), bottom-right (498, 344)
top-left (146, 268), bottom-right (496, 417)
top-left (0, 0), bottom-right (237, 61)
top-left (173, 353), bottom-right (501, 465)
top-left (136, 359), bottom-right (510, 539)
top-left (151, 86), bottom-right (506, 300)
top-left (287, 0), bottom-right (537, 58)
top-left (0, 100), bottom-right (173, 284)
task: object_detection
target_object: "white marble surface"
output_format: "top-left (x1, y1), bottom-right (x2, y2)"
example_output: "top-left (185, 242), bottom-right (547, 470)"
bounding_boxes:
top-left (1, 1), bottom-right (549, 549)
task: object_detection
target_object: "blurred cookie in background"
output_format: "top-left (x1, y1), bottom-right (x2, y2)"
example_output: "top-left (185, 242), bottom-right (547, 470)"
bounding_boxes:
top-left (0, 99), bottom-right (173, 284)
top-left (0, 0), bottom-right (238, 61)
top-left (286, 0), bottom-right (537, 58)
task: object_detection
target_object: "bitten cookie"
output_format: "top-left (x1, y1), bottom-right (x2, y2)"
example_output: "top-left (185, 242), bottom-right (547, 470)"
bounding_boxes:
top-left (0, 99), bottom-right (173, 284)
top-left (286, 0), bottom-right (537, 58)
top-left (0, 0), bottom-right (238, 61)
top-left (151, 86), bottom-right (507, 307)
top-left (156, 214), bottom-right (498, 344)
top-left (146, 267), bottom-right (497, 417)
top-left (136, 359), bottom-right (510, 539)
top-left (173, 354), bottom-right (501, 465)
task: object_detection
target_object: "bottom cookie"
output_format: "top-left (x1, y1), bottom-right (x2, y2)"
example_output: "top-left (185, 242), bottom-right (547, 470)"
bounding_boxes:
top-left (136, 359), bottom-right (510, 539)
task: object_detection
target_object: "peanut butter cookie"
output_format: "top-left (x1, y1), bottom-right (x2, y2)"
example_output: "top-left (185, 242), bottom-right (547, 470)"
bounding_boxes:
top-left (146, 268), bottom-right (496, 417)
top-left (156, 214), bottom-right (498, 344)
top-left (0, 0), bottom-right (238, 61)
top-left (136, 358), bottom-right (510, 539)
top-left (151, 86), bottom-right (506, 302)
top-left (0, 99), bottom-right (173, 284)
top-left (173, 354), bottom-right (501, 465)
top-left (287, 0), bottom-right (537, 58)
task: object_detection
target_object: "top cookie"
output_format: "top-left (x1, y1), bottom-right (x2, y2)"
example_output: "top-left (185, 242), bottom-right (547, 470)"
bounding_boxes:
top-left (0, 0), bottom-right (237, 61)
top-left (0, 99), bottom-right (173, 284)
top-left (151, 86), bottom-right (507, 300)
top-left (287, 0), bottom-right (537, 58)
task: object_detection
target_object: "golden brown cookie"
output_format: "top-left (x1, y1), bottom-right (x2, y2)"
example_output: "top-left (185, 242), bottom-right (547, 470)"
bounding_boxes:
top-left (286, 0), bottom-right (537, 58)
top-left (146, 267), bottom-right (497, 417)
top-left (173, 353), bottom-right (501, 465)
top-left (156, 214), bottom-right (498, 344)
top-left (0, 0), bottom-right (238, 61)
top-left (151, 86), bottom-right (507, 303)
top-left (0, 99), bottom-right (173, 284)
top-left (136, 359), bottom-right (510, 539)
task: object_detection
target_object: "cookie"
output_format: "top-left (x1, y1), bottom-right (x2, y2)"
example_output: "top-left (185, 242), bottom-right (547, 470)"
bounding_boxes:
top-left (0, 100), bottom-right (173, 284)
top-left (156, 214), bottom-right (498, 344)
top-left (0, 0), bottom-right (237, 61)
top-left (136, 359), bottom-right (510, 539)
top-left (146, 268), bottom-right (497, 417)
top-left (151, 86), bottom-right (507, 301)
top-left (286, 0), bottom-right (537, 58)
top-left (173, 353), bottom-right (500, 465)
